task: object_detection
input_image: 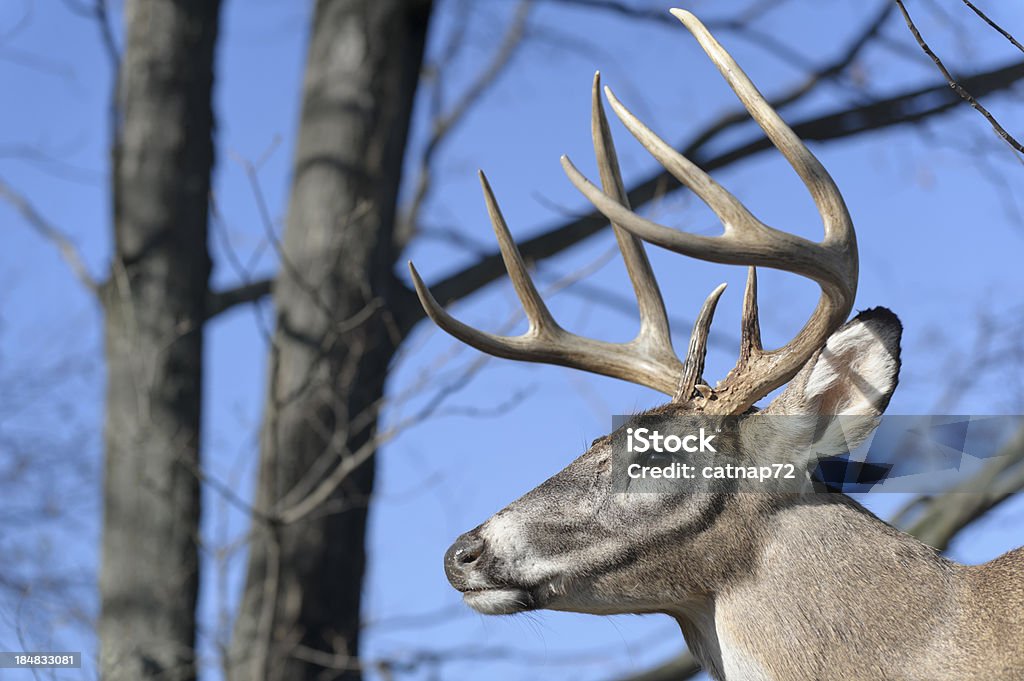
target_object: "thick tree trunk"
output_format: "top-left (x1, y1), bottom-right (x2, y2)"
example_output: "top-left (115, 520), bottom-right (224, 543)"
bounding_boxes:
top-left (98, 1), bottom-right (220, 680)
top-left (228, 1), bottom-right (432, 680)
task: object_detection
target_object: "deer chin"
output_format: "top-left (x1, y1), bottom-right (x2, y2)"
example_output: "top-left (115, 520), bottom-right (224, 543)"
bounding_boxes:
top-left (462, 587), bottom-right (536, 615)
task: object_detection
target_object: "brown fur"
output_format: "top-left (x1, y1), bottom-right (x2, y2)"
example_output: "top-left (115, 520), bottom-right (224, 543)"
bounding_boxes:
top-left (700, 495), bottom-right (1024, 680)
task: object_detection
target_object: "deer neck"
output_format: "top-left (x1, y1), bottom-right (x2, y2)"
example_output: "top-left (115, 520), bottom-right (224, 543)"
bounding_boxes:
top-left (669, 493), bottom-right (963, 681)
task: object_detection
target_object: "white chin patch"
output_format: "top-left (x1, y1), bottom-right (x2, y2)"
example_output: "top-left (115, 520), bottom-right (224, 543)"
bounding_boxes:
top-left (464, 588), bottom-right (533, 615)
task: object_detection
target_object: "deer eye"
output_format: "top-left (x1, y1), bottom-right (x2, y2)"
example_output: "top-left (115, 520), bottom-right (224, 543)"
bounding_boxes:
top-left (645, 448), bottom-right (673, 464)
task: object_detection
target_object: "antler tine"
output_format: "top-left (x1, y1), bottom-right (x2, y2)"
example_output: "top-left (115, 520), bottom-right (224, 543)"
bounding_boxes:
top-left (671, 9), bottom-right (854, 251)
top-left (675, 282), bottom-right (727, 403)
top-left (561, 10), bottom-right (858, 414)
top-left (673, 9), bottom-right (857, 413)
top-left (408, 172), bottom-right (686, 396)
top-left (408, 261), bottom-right (536, 361)
top-left (478, 171), bottom-right (560, 337)
top-left (603, 85), bottom-right (759, 236)
top-left (561, 156), bottom-right (844, 287)
top-left (591, 72), bottom-right (673, 350)
top-left (738, 266), bottom-right (762, 365)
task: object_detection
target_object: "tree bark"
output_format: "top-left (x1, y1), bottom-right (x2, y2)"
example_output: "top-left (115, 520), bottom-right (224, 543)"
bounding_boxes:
top-left (228, 2), bottom-right (432, 679)
top-left (98, 1), bottom-right (220, 680)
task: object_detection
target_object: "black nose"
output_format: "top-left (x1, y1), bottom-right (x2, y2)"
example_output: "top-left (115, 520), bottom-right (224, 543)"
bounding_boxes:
top-left (444, 530), bottom-right (485, 589)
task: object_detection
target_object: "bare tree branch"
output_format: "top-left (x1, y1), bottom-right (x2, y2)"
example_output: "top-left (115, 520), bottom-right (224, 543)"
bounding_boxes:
top-left (539, 0), bottom-right (786, 31)
top-left (59, 0), bottom-right (121, 143)
top-left (602, 651), bottom-right (700, 681)
top-left (206, 279), bottom-right (273, 320)
top-left (542, 0), bottom-right (858, 72)
top-left (0, 143), bottom-right (104, 185)
top-left (540, 0), bottom-right (678, 27)
top-left (0, 175), bottom-right (101, 293)
top-left (904, 425), bottom-right (1024, 552)
top-left (894, 0), bottom-right (1024, 155)
top-left (958, 0), bottom-right (1024, 55)
top-left (58, 0), bottom-right (120, 65)
top-left (398, 0), bottom-right (533, 249)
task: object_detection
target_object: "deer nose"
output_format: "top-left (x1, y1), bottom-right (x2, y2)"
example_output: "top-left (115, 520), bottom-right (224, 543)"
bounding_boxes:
top-left (444, 531), bottom-right (485, 589)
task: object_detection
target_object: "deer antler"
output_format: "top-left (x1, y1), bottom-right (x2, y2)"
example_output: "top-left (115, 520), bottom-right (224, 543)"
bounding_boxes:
top-left (409, 9), bottom-right (858, 415)
top-left (562, 9), bottom-right (857, 414)
top-left (409, 72), bottom-right (685, 396)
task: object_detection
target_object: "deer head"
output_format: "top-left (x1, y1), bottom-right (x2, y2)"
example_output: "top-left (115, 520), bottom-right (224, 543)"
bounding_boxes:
top-left (408, 9), bottom-right (1023, 681)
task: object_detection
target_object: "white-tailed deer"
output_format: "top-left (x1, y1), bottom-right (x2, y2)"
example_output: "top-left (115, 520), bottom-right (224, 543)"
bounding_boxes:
top-left (408, 9), bottom-right (1024, 681)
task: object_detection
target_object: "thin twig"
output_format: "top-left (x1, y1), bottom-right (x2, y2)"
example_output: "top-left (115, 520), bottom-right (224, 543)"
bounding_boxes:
top-left (894, 0), bottom-right (1024, 155)
top-left (541, 0), bottom-right (676, 26)
top-left (207, 187), bottom-right (274, 321)
top-left (254, 529), bottom-right (280, 681)
top-left (0, 176), bottom-right (100, 293)
top-left (400, 1), bottom-right (533, 246)
top-left (92, 0), bottom-right (120, 68)
top-left (206, 279), bottom-right (273, 320)
top-left (959, 0), bottom-right (1024, 54)
top-left (542, 0), bottom-right (813, 71)
top-left (58, 0), bottom-right (120, 65)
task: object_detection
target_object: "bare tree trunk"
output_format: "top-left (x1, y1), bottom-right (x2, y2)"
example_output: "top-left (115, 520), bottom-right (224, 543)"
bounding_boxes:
top-left (98, 1), bottom-right (220, 680)
top-left (228, 1), bottom-right (432, 679)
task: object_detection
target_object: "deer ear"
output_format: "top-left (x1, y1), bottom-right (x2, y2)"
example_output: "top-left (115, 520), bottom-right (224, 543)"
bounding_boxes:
top-left (762, 307), bottom-right (902, 456)
top-left (766, 307), bottom-right (902, 417)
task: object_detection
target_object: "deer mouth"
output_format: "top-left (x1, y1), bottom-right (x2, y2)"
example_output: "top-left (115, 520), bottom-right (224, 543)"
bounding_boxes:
top-left (444, 529), bottom-right (546, 614)
top-left (461, 586), bottom-right (536, 615)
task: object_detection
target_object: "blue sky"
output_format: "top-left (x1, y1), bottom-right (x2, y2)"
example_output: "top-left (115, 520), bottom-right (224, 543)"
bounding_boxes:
top-left (2, 1), bottom-right (1023, 679)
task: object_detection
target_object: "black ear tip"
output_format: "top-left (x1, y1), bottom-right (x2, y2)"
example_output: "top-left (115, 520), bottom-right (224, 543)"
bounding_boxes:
top-left (851, 307), bottom-right (902, 368)
top-left (853, 306), bottom-right (902, 333)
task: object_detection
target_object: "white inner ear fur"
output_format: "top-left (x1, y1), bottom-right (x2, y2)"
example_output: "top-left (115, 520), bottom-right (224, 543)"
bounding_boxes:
top-left (761, 311), bottom-right (902, 463)
top-left (803, 318), bottom-right (899, 416)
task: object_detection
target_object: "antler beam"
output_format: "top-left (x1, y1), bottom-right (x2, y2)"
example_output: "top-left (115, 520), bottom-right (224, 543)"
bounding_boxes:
top-left (410, 9), bottom-right (859, 416)
top-left (561, 9), bottom-right (858, 414)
